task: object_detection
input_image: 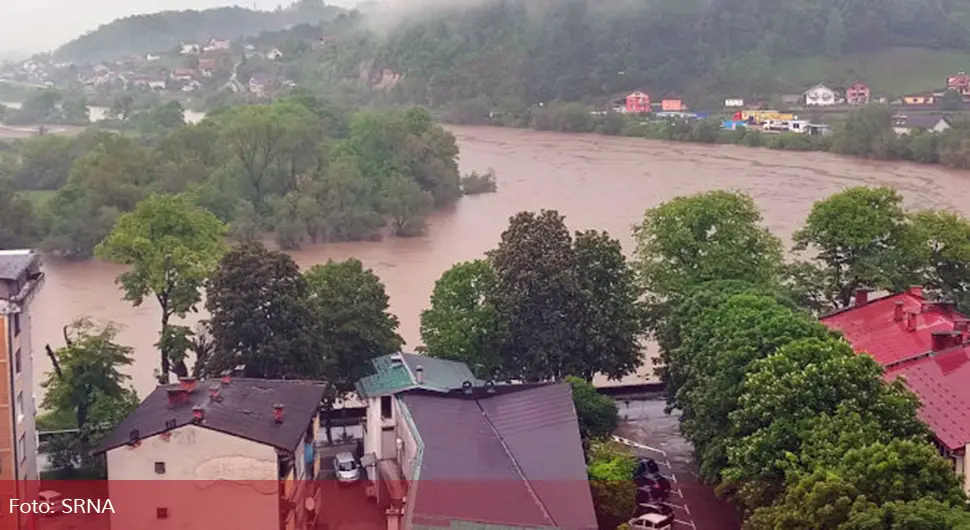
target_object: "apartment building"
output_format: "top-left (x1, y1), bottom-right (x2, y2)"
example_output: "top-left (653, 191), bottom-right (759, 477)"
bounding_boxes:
top-left (95, 377), bottom-right (326, 530)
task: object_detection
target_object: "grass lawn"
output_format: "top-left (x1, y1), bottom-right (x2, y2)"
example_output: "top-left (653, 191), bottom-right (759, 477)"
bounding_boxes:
top-left (19, 189), bottom-right (56, 208)
top-left (774, 47), bottom-right (970, 97)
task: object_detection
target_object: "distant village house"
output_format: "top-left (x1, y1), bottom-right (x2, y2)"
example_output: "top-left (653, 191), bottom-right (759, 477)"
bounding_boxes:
top-left (893, 115), bottom-right (951, 135)
top-left (661, 97), bottom-right (686, 112)
top-left (267, 48), bottom-right (284, 61)
top-left (625, 91), bottom-right (651, 113)
top-left (804, 84), bottom-right (838, 106)
top-left (845, 82), bottom-right (871, 105)
top-left (902, 93), bottom-right (936, 106)
top-left (724, 98), bottom-right (744, 108)
top-left (947, 72), bottom-right (970, 97)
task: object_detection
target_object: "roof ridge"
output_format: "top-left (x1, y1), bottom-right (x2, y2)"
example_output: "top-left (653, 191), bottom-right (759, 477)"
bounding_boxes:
top-left (474, 398), bottom-right (556, 527)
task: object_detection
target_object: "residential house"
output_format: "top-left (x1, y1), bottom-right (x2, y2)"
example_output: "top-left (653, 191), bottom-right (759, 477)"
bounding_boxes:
top-left (356, 353), bottom-right (598, 530)
top-left (903, 93), bottom-right (936, 106)
top-left (947, 72), bottom-right (970, 97)
top-left (205, 38), bottom-right (231, 52)
top-left (198, 58), bottom-right (218, 73)
top-left (625, 91), bottom-right (651, 113)
top-left (892, 115), bottom-right (951, 135)
top-left (180, 43), bottom-right (200, 55)
top-left (821, 287), bottom-right (970, 493)
top-left (170, 69), bottom-right (195, 81)
top-left (267, 48), bottom-right (284, 60)
top-left (181, 80), bottom-right (202, 92)
top-left (804, 84), bottom-right (838, 106)
top-left (145, 53), bottom-right (161, 62)
top-left (661, 97), bottom-right (686, 112)
top-left (0, 250), bottom-right (44, 529)
top-left (724, 98), bottom-right (744, 108)
top-left (95, 377), bottom-right (326, 530)
top-left (845, 81), bottom-right (871, 105)
top-left (249, 73), bottom-right (276, 97)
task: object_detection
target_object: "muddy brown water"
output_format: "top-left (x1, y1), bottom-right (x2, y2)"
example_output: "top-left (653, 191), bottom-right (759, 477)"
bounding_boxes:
top-left (28, 126), bottom-right (970, 399)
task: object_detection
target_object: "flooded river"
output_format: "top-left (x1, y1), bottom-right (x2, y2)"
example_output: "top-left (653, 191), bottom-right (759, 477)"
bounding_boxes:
top-left (26, 126), bottom-right (970, 398)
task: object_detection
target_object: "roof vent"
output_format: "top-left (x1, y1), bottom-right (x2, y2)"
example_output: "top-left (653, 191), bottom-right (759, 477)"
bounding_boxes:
top-left (192, 406), bottom-right (205, 424)
top-left (129, 429), bottom-right (140, 443)
top-left (274, 404), bottom-right (284, 424)
top-left (167, 387), bottom-right (188, 407)
top-left (894, 301), bottom-right (905, 322)
top-left (178, 377), bottom-right (197, 393)
top-left (484, 380), bottom-right (496, 394)
top-left (164, 418), bottom-right (177, 430)
top-left (209, 384), bottom-right (223, 402)
top-left (906, 311), bottom-right (918, 332)
top-left (389, 353), bottom-right (404, 365)
top-left (462, 381), bottom-right (474, 395)
top-left (854, 288), bottom-right (869, 306)
top-left (414, 364), bottom-right (424, 384)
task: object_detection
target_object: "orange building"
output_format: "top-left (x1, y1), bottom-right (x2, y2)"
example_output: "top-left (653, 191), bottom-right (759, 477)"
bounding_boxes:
top-left (0, 250), bottom-right (44, 529)
top-left (625, 91), bottom-right (651, 113)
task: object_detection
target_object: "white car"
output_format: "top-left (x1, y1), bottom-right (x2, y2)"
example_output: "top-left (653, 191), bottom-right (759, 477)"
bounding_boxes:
top-left (37, 490), bottom-right (63, 516)
top-left (333, 452), bottom-right (360, 485)
top-left (628, 513), bottom-right (673, 530)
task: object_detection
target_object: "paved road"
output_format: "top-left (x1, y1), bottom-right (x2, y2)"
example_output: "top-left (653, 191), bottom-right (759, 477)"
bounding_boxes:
top-left (615, 395), bottom-right (742, 530)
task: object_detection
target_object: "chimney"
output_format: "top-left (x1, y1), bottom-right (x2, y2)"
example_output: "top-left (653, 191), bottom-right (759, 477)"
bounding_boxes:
top-left (179, 377), bottom-right (197, 393)
top-left (414, 365), bottom-right (424, 384)
top-left (273, 404), bottom-right (284, 424)
top-left (932, 331), bottom-right (950, 352)
top-left (221, 375), bottom-right (231, 385)
top-left (192, 406), bottom-right (205, 423)
top-left (906, 311), bottom-right (918, 332)
top-left (462, 381), bottom-right (474, 396)
top-left (167, 387), bottom-right (187, 407)
top-left (894, 301), bottom-right (905, 322)
top-left (854, 288), bottom-right (869, 306)
top-left (209, 384), bottom-right (222, 402)
top-left (909, 286), bottom-right (924, 299)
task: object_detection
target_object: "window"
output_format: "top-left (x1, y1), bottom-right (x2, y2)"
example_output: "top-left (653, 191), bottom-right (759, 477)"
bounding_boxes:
top-left (12, 313), bottom-right (20, 337)
top-left (14, 349), bottom-right (20, 375)
top-left (154, 462), bottom-right (166, 474)
top-left (15, 392), bottom-right (23, 423)
top-left (380, 396), bottom-right (392, 419)
top-left (17, 435), bottom-right (25, 463)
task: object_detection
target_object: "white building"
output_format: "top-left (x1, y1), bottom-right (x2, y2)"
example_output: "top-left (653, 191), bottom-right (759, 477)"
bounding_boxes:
top-left (724, 98), bottom-right (744, 108)
top-left (95, 377), bottom-right (325, 530)
top-left (267, 48), bottom-right (284, 60)
top-left (804, 84), bottom-right (839, 106)
top-left (0, 250), bottom-right (44, 530)
top-left (893, 115), bottom-right (952, 135)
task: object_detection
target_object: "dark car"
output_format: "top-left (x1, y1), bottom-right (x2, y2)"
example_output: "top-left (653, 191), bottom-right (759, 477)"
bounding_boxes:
top-left (636, 502), bottom-right (674, 518)
top-left (634, 459), bottom-right (672, 502)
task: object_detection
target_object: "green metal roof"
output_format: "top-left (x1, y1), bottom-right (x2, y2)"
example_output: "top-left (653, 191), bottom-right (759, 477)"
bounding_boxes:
top-left (355, 352), bottom-right (482, 398)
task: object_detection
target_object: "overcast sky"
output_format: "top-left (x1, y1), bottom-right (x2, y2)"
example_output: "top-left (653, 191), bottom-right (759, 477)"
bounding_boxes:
top-left (0, 0), bottom-right (359, 56)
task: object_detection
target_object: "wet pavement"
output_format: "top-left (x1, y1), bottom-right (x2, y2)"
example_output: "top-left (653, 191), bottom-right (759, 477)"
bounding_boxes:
top-left (615, 394), bottom-right (742, 530)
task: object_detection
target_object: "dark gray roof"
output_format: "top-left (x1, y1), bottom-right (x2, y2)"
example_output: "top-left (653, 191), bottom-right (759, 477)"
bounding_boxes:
top-left (401, 383), bottom-right (597, 530)
top-left (895, 114), bottom-right (950, 129)
top-left (95, 378), bottom-right (325, 454)
top-left (0, 251), bottom-right (37, 281)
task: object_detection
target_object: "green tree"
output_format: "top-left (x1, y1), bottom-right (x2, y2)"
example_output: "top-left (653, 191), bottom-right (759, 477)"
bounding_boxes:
top-left (906, 209), bottom-right (970, 309)
top-left (832, 104), bottom-right (896, 158)
top-left (419, 260), bottom-right (504, 378)
top-left (587, 440), bottom-right (637, 530)
top-left (569, 230), bottom-right (645, 381)
top-left (304, 258), bottom-right (404, 442)
top-left (96, 194), bottom-right (228, 383)
top-left (724, 337), bottom-right (926, 510)
top-left (633, 191), bottom-right (784, 301)
top-left (0, 181), bottom-right (38, 249)
top-left (41, 319), bottom-right (137, 468)
top-left (746, 440), bottom-right (966, 529)
top-left (202, 242), bottom-right (320, 378)
top-left (487, 210), bottom-right (583, 381)
top-left (566, 376), bottom-right (619, 443)
top-left (380, 172), bottom-right (434, 237)
top-left (791, 186), bottom-right (912, 311)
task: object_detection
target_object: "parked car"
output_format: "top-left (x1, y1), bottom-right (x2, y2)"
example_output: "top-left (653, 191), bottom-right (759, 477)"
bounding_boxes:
top-left (634, 459), bottom-right (672, 501)
top-left (37, 490), bottom-right (64, 516)
top-left (635, 502), bottom-right (674, 518)
top-left (333, 452), bottom-right (360, 485)
top-left (628, 513), bottom-right (673, 530)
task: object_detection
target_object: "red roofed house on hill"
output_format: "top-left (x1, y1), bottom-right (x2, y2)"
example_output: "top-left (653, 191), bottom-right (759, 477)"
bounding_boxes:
top-left (821, 286), bottom-right (970, 494)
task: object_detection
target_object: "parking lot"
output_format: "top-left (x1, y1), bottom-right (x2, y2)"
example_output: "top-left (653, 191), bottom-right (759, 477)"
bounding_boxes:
top-left (615, 394), bottom-right (742, 530)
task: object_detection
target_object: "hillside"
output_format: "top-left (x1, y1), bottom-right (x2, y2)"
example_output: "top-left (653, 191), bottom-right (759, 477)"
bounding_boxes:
top-left (54, 0), bottom-right (344, 64)
top-left (292, 0), bottom-right (970, 109)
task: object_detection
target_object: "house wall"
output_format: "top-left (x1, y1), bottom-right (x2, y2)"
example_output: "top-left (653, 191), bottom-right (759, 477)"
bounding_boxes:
top-left (394, 398), bottom-right (420, 480)
top-left (805, 87), bottom-right (837, 106)
top-left (106, 425), bottom-right (280, 530)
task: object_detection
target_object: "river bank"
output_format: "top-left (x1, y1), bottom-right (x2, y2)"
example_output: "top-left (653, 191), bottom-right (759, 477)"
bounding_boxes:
top-left (26, 124), bottom-right (970, 400)
top-left (0, 100), bottom-right (206, 138)
top-left (442, 101), bottom-right (970, 172)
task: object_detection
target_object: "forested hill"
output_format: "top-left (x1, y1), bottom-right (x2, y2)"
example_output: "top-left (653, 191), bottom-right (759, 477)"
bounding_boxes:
top-left (362, 0), bottom-right (970, 107)
top-left (54, 0), bottom-right (344, 63)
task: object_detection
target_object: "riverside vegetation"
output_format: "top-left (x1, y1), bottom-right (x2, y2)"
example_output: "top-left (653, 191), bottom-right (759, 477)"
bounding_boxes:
top-left (0, 90), bottom-right (497, 255)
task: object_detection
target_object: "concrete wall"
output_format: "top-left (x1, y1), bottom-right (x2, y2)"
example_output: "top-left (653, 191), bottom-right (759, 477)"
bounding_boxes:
top-left (12, 304), bottom-right (36, 482)
top-left (106, 425), bottom-right (280, 530)
top-left (0, 289), bottom-right (39, 483)
top-left (394, 398), bottom-right (419, 480)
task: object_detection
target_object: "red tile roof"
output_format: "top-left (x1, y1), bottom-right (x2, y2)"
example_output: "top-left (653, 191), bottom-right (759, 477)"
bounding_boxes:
top-left (820, 288), bottom-right (966, 366)
top-left (885, 346), bottom-right (970, 451)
